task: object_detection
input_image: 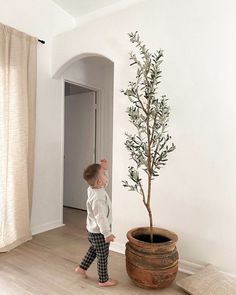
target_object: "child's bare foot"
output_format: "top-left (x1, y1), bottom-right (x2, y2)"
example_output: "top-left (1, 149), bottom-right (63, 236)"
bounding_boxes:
top-left (74, 266), bottom-right (88, 278)
top-left (98, 278), bottom-right (118, 287)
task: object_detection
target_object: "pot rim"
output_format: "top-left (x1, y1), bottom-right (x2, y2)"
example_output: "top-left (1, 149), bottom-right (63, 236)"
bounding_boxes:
top-left (127, 226), bottom-right (178, 246)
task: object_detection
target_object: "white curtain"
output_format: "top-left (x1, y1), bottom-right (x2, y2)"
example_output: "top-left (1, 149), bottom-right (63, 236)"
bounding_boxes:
top-left (0, 23), bottom-right (37, 251)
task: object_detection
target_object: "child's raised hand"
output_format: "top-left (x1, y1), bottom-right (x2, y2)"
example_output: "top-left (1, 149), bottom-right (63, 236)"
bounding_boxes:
top-left (100, 159), bottom-right (108, 170)
top-left (105, 234), bottom-right (115, 243)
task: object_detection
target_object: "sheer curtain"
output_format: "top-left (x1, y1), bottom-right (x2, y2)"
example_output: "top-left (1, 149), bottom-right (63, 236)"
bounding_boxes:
top-left (0, 23), bottom-right (37, 251)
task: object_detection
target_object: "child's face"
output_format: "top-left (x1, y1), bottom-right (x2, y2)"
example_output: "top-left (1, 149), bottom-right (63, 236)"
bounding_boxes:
top-left (95, 167), bottom-right (108, 187)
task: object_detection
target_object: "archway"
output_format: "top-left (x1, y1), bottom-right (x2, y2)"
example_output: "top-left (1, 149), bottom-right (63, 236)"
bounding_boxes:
top-left (53, 53), bottom-right (114, 79)
top-left (56, 54), bottom-right (114, 223)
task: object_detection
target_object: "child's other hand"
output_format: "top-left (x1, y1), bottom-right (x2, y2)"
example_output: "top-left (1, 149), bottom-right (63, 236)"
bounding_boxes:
top-left (105, 234), bottom-right (115, 243)
top-left (100, 159), bottom-right (108, 170)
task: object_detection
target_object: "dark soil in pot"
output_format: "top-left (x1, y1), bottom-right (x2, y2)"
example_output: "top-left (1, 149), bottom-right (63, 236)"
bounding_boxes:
top-left (134, 233), bottom-right (171, 243)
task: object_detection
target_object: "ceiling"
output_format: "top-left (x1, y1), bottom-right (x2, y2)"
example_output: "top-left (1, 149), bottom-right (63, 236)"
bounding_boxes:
top-left (52, 0), bottom-right (123, 17)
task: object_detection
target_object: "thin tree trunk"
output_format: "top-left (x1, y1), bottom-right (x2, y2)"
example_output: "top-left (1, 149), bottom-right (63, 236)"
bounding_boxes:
top-left (147, 206), bottom-right (153, 243)
top-left (146, 86), bottom-right (153, 243)
top-left (147, 171), bottom-right (153, 243)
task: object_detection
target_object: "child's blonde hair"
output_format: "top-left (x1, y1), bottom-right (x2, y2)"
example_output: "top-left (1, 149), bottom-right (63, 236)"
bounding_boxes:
top-left (83, 163), bottom-right (101, 186)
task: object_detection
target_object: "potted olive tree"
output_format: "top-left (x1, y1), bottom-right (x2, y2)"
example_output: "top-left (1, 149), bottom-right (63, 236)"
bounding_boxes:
top-left (122, 31), bottom-right (179, 289)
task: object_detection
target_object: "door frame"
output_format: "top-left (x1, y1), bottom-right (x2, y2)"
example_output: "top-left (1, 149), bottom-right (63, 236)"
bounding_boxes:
top-left (60, 78), bottom-right (105, 222)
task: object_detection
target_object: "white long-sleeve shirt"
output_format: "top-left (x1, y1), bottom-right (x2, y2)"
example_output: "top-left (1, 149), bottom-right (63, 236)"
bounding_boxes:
top-left (86, 173), bottom-right (112, 238)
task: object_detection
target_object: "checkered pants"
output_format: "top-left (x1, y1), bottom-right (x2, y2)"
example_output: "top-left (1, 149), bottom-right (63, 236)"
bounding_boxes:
top-left (79, 231), bottom-right (110, 283)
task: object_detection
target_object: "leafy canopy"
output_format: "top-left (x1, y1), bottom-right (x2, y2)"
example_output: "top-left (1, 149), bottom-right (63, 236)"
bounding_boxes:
top-left (122, 31), bottom-right (176, 198)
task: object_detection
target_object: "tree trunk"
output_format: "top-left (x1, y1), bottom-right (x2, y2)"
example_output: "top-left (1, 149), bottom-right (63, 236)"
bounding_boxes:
top-left (147, 172), bottom-right (153, 243)
top-left (148, 208), bottom-right (154, 243)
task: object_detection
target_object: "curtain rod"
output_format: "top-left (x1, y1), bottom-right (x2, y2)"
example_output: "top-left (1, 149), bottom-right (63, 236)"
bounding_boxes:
top-left (38, 39), bottom-right (45, 44)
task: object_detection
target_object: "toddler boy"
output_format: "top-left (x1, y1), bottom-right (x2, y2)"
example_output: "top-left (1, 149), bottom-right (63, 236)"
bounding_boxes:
top-left (74, 159), bottom-right (117, 287)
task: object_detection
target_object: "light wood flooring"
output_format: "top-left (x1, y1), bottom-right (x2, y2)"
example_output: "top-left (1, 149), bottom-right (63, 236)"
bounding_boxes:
top-left (0, 207), bottom-right (188, 294)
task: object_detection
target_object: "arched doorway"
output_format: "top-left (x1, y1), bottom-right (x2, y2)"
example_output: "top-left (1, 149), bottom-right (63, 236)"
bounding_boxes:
top-left (57, 54), bottom-right (114, 224)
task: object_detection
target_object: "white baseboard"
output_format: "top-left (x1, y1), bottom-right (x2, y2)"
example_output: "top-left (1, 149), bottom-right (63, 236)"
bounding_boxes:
top-left (110, 242), bottom-right (236, 280)
top-left (31, 220), bottom-right (65, 235)
top-left (110, 241), bottom-right (126, 254)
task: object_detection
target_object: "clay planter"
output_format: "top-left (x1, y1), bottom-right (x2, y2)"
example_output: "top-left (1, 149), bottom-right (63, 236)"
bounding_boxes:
top-left (125, 227), bottom-right (179, 289)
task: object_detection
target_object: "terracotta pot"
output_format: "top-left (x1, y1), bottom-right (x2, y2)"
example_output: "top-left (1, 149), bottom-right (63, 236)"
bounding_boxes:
top-left (125, 227), bottom-right (179, 289)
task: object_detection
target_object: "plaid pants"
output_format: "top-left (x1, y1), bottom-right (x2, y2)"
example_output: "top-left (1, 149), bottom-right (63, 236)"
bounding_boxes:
top-left (79, 231), bottom-right (110, 283)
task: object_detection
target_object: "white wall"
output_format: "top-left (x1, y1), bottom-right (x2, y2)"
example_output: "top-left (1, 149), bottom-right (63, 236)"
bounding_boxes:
top-left (52, 0), bottom-right (236, 277)
top-left (0, 0), bottom-right (75, 233)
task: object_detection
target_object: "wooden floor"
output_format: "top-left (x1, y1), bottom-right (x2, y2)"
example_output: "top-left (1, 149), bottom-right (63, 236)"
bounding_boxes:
top-left (0, 207), bottom-right (188, 294)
